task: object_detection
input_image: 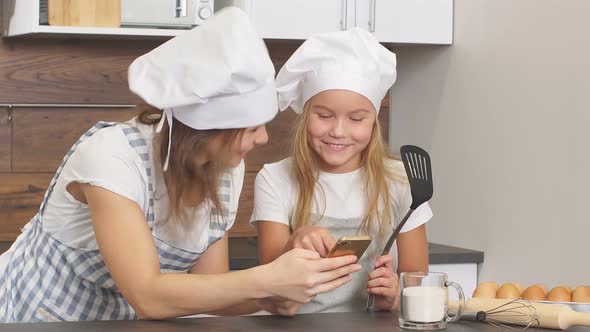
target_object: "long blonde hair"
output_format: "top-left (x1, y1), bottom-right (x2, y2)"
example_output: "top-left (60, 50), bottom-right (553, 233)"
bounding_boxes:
top-left (138, 105), bottom-right (244, 225)
top-left (291, 102), bottom-right (406, 242)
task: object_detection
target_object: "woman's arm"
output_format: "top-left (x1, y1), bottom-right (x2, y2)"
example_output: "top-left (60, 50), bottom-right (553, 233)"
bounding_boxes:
top-left (188, 235), bottom-right (261, 316)
top-left (255, 221), bottom-right (303, 316)
top-left (84, 184), bottom-right (360, 319)
top-left (396, 224), bottom-right (429, 273)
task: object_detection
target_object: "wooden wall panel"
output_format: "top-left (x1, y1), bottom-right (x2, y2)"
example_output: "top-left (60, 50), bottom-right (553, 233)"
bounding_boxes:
top-left (12, 107), bottom-right (138, 172)
top-left (0, 174), bottom-right (53, 241)
top-left (244, 110), bottom-right (297, 172)
top-left (0, 38), bottom-right (160, 104)
top-left (0, 108), bottom-right (10, 172)
top-left (232, 171), bottom-right (257, 237)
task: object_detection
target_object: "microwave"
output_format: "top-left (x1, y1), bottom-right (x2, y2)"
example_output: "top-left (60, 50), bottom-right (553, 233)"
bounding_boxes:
top-left (121, 0), bottom-right (215, 28)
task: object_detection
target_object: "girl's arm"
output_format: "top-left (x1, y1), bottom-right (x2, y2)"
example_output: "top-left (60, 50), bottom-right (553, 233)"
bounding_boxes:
top-left (256, 221), bottom-right (292, 263)
top-left (396, 224), bottom-right (429, 272)
top-left (83, 184), bottom-right (360, 320)
top-left (257, 221), bottom-right (337, 260)
top-left (367, 224), bottom-right (429, 311)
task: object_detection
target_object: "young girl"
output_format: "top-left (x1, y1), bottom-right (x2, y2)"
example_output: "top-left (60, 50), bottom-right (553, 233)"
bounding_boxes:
top-left (252, 28), bottom-right (433, 315)
top-left (0, 8), bottom-right (361, 323)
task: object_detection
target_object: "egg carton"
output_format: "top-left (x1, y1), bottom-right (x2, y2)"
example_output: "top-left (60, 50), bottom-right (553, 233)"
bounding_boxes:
top-left (530, 300), bottom-right (590, 312)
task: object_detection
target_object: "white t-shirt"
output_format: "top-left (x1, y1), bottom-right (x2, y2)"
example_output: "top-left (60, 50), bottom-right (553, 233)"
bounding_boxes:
top-left (39, 118), bottom-right (243, 254)
top-left (251, 157), bottom-right (433, 313)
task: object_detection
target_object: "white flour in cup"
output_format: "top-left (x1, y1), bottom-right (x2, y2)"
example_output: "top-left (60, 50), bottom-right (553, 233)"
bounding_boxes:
top-left (402, 286), bottom-right (446, 323)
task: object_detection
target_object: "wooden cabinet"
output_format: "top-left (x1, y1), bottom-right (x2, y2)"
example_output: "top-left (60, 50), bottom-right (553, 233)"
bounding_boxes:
top-left (0, 107), bottom-right (137, 241)
top-left (0, 174), bottom-right (52, 241)
top-left (217, 0), bottom-right (452, 44)
top-left (12, 107), bottom-right (137, 172)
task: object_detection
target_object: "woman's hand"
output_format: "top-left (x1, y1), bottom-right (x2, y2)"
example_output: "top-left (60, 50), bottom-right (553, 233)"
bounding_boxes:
top-left (258, 297), bottom-right (301, 316)
top-left (264, 248), bottom-right (361, 304)
top-left (367, 255), bottom-right (399, 311)
top-left (289, 226), bottom-right (336, 257)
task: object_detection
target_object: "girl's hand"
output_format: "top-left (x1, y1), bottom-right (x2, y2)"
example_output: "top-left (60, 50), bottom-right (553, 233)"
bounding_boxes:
top-left (289, 226), bottom-right (336, 257)
top-left (265, 248), bottom-right (362, 304)
top-left (367, 255), bottom-right (399, 311)
top-left (258, 296), bottom-right (301, 316)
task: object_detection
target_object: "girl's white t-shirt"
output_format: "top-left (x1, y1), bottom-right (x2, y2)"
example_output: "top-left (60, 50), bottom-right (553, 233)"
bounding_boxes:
top-left (251, 157), bottom-right (433, 313)
top-left (39, 118), bottom-right (244, 253)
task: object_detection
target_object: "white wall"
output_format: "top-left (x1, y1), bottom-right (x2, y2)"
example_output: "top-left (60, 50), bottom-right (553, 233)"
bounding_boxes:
top-left (389, 0), bottom-right (590, 288)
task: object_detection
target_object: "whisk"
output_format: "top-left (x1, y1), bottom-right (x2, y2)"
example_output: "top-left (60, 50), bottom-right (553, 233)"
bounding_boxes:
top-left (450, 297), bottom-right (590, 330)
top-left (461, 298), bottom-right (540, 331)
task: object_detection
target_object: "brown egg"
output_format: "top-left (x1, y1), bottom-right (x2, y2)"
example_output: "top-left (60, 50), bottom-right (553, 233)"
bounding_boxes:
top-left (572, 286), bottom-right (590, 303)
top-left (557, 285), bottom-right (574, 294)
top-left (472, 282), bottom-right (498, 298)
top-left (496, 283), bottom-right (521, 299)
top-left (533, 284), bottom-right (548, 294)
top-left (479, 281), bottom-right (499, 289)
top-left (511, 283), bottom-right (524, 295)
top-left (522, 285), bottom-right (546, 301)
top-left (547, 287), bottom-right (572, 302)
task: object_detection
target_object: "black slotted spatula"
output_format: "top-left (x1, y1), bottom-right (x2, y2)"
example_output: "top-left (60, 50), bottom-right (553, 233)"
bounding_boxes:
top-left (366, 145), bottom-right (434, 311)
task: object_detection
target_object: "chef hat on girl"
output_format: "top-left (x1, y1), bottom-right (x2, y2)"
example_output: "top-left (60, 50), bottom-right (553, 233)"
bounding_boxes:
top-left (128, 7), bottom-right (278, 170)
top-left (276, 28), bottom-right (396, 114)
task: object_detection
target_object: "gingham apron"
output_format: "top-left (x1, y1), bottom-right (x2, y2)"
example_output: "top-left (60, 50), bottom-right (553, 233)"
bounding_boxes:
top-left (0, 122), bottom-right (231, 322)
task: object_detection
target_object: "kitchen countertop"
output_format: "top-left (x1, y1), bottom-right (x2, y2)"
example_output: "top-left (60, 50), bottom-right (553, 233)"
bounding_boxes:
top-left (0, 238), bottom-right (484, 270)
top-left (1, 312), bottom-right (588, 332)
top-left (229, 237), bottom-right (484, 270)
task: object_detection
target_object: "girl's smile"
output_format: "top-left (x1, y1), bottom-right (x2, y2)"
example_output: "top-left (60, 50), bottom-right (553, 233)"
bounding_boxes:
top-left (306, 89), bottom-right (376, 173)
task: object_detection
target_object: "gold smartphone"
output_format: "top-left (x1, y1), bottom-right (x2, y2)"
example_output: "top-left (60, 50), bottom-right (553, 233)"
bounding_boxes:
top-left (326, 235), bottom-right (372, 259)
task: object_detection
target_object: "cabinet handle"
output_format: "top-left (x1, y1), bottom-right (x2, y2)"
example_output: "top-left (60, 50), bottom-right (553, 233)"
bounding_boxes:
top-left (0, 103), bottom-right (136, 108)
top-left (1, 103), bottom-right (136, 124)
top-left (341, 0), bottom-right (348, 30)
top-left (175, 0), bottom-right (188, 18)
top-left (369, 0), bottom-right (377, 32)
top-left (6, 105), bottom-right (13, 124)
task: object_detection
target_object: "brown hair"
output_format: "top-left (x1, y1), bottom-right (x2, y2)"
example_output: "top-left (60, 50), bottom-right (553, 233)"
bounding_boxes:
top-left (138, 105), bottom-right (244, 225)
top-left (290, 101), bottom-right (406, 242)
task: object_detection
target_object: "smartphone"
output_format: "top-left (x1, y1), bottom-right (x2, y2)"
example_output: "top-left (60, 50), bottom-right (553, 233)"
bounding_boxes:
top-left (326, 235), bottom-right (372, 259)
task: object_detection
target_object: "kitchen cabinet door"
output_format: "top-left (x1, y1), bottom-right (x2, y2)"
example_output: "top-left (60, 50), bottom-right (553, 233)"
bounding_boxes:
top-left (355, 0), bottom-right (453, 44)
top-left (0, 174), bottom-right (52, 241)
top-left (12, 107), bottom-right (138, 172)
top-left (221, 0), bottom-right (353, 40)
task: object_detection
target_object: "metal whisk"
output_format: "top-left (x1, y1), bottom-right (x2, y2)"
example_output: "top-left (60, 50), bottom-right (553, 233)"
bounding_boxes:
top-left (463, 299), bottom-right (540, 331)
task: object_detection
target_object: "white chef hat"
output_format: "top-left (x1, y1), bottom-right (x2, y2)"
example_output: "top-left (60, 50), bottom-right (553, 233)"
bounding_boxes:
top-left (128, 7), bottom-right (278, 170)
top-left (276, 28), bottom-right (396, 114)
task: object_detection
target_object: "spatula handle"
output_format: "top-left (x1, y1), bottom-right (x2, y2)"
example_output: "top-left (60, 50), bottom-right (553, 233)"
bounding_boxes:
top-left (381, 209), bottom-right (414, 255)
top-left (366, 209), bottom-right (415, 311)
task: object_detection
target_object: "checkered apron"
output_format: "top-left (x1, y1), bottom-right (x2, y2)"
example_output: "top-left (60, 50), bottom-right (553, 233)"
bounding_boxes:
top-left (0, 122), bottom-right (231, 322)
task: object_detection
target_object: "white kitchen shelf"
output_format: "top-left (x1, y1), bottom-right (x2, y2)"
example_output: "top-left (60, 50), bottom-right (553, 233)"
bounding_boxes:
top-left (9, 25), bottom-right (185, 38)
top-left (3, 0), bottom-right (452, 43)
top-left (2, 0), bottom-right (185, 38)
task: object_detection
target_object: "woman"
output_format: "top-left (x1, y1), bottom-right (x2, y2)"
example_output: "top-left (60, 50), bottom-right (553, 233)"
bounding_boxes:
top-left (0, 8), bottom-right (361, 323)
top-left (252, 28), bottom-right (433, 315)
